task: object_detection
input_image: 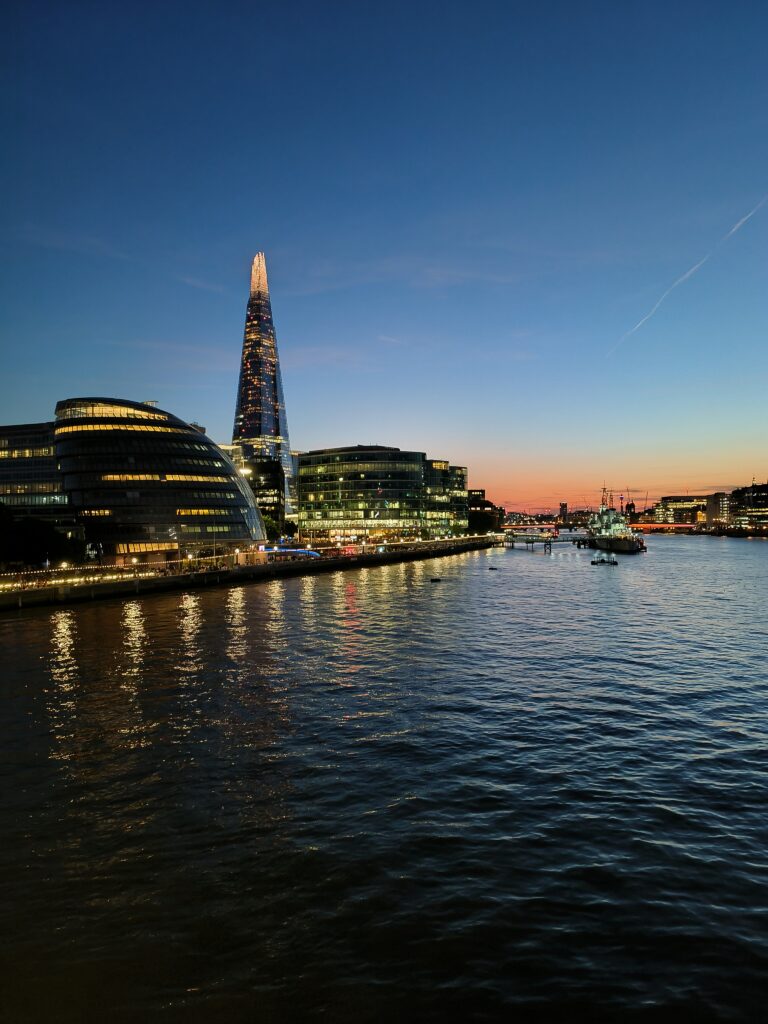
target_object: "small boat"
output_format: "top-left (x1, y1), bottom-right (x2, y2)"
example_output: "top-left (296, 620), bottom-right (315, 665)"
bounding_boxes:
top-left (591, 553), bottom-right (618, 566)
top-left (488, 567), bottom-right (499, 571)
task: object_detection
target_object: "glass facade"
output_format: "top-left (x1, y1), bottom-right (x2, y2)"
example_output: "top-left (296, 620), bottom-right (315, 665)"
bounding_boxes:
top-left (232, 253), bottom-right (296, 516)
top-left (730, 483), bottom-right (768, 529)
top-left (297, 446), bottom-right (468, 543)
top-left (54, 397), bottom-right (266, 562)
top-left (220, 444), bottom-right (286, 531)
top-left (425, 460), bottom-right (469, 534)
top-left (706, 492), bottom-right (732, 528)
top-left (655, 495), bottom-right (708, 524)
top-left (0, 422), bottom-right (70, 523)
top-left (242, 458), bottom-right (286, 530)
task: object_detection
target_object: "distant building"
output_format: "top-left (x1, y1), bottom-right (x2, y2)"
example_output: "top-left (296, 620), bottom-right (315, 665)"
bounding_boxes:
top-left (706, 492), bottom-right (732, 528)
top-left (0, 421), bottom-right (69, 526)
top-left (468, 488), bottom-right (506, 533)
top-left (566, 508), bottom-right (593, 527)
top-left (297, 445), bottom-right (468, 543)
top-left (504, 510), bottom-right (534, 526)
top-left (232, 252), bottom-right (296, 516)
top-left (730, 483), bottom-right (768, 530)
top-left (636, 503), bottom-right (659, 524)
top-left (655, 495), bottom-right (708, 524)
top-left (558, 501), bottom-right (568, 524)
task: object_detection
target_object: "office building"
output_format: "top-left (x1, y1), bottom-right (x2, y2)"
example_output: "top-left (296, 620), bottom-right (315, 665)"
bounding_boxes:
top-left (297, 445), bottom-right (468, 544)
top-left (244, 458), bottom-right (286, 530)
top-left (426, 460), bottom-right (469, 535)
top-left (706, 492), bottom-right (732, 528)
top-left (730, 483), bottom-right (768, 530)
top-left (220, 444), bottom-right (287, 534)
top-left (468, 488), bottom-right (506, 533)
top-left (655, 495), bottom-right (708, 524)
top-left (232, 252), bottom-right (296, 516)
top-left (0, 421), bottom-right (69, 524)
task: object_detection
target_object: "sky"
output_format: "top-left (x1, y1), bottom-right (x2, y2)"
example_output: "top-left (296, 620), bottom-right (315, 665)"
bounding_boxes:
top-left (2, 0), bottom-right (766, 511)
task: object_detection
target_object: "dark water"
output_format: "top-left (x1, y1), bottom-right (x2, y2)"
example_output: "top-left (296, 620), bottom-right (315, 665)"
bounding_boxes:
top-left (2, 537), bottom-right (768, 1022)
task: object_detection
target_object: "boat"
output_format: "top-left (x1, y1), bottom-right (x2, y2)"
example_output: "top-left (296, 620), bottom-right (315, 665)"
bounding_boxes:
top-left (587, 488), bottom-right (646, 554)
top-left (591, 553), bottom-right (618, 566)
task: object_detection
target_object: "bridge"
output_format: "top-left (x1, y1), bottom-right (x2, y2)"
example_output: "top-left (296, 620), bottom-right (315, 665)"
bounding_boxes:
top-left (631, 522), bottom-right (704, 533)
top-left (501, 523), bottom-right (559, 531)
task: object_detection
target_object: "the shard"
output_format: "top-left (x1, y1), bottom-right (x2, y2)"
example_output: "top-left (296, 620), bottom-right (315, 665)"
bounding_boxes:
top-left (232, 252), bottom-right (296, 515)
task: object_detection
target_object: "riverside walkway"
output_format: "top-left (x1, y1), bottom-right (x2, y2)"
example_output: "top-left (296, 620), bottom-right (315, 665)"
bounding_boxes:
top-left (0, 537), bottom-right (494, 612)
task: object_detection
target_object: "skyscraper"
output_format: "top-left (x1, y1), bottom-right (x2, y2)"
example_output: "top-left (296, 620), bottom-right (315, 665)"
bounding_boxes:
top-left (232, 253), bottom-right (296, 515)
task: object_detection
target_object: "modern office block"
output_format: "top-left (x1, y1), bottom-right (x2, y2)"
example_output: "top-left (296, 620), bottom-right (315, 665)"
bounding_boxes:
top-left (0, 421), bottom-right (69, 524)
top-left (730, 483), bottom-right (768, 529)
top-left (297, 445), bottom-right (468, 543)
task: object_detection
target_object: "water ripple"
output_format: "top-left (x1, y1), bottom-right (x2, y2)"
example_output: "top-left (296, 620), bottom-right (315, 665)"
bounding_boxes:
top-left (1, 536), bottom-right (768, 1021)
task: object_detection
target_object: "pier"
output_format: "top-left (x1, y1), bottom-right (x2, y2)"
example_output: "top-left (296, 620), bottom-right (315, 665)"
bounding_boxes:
top-left (501, 530), bottom-right (592, 552)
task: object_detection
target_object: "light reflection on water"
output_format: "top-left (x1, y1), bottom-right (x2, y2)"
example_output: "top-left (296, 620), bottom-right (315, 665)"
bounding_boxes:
top-left (46, 610), bottom-right (78, 762)
top-left (49, 609), bottom-right (78, 686)
top-left (178, 592), bottom-right (203, 674)
top-left (225, 585), bottom-right (247, 671)
top-left (2, 537), bottom-right (768, 1022)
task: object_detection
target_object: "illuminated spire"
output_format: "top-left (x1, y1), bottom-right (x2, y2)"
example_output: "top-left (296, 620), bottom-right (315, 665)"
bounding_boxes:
top-left (250, 251), bottom-right (269, 296)
top-left (233, 252), bottom-right (296, 516)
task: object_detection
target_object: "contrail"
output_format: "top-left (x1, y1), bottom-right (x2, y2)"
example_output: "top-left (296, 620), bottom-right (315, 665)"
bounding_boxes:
top-left (724, 194), bottom-right (767, 238)
top-left (608, 194), bottom-right (767, 355)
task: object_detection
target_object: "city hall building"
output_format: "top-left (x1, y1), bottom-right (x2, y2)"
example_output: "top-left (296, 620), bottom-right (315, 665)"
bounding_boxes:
top-left (1, 397), bottom-right (266, 563)
top-left (297, 445), bottom-right (468, 544)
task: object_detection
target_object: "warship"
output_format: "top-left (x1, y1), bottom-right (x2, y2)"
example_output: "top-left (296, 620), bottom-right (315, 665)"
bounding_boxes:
top-left (588, 489), bottom-right (646, 553)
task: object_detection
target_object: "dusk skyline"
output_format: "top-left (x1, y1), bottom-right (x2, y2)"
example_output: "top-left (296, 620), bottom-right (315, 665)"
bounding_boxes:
top-left (3, 1), bottom-right (767, 510)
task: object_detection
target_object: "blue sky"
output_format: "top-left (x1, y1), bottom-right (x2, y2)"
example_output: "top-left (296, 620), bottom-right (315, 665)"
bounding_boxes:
top-left (2, 1), bottom-right (766, 508)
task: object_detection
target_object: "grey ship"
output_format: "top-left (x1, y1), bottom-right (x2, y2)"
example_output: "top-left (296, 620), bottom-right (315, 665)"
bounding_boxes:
top-left (588, 490), bottom-right (646, 553)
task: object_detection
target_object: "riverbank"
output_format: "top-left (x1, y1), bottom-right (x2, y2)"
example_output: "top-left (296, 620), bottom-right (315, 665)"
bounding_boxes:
top-left (0, 537), bottom-right (494, 612)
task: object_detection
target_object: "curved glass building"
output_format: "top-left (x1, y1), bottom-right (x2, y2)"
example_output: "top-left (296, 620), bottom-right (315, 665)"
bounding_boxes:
top-left (54, 398), bottom-right (265, 562)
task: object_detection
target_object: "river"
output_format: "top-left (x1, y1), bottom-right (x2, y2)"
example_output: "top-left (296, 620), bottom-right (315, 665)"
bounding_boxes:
top-left (2, 536), bottom-right (767, 1022)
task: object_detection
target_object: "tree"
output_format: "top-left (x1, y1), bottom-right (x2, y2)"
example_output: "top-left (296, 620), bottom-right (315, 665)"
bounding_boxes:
top-left (261, 515), bottom-right (281, 541)
top-left (282, 519), bottom-right (298, 538)
top-left (0, 504), bottom-right (85, 568)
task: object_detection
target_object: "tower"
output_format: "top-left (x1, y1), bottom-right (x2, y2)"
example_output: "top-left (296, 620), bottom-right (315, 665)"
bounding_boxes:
top-left (232, 253), bottom-right (296, 515)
